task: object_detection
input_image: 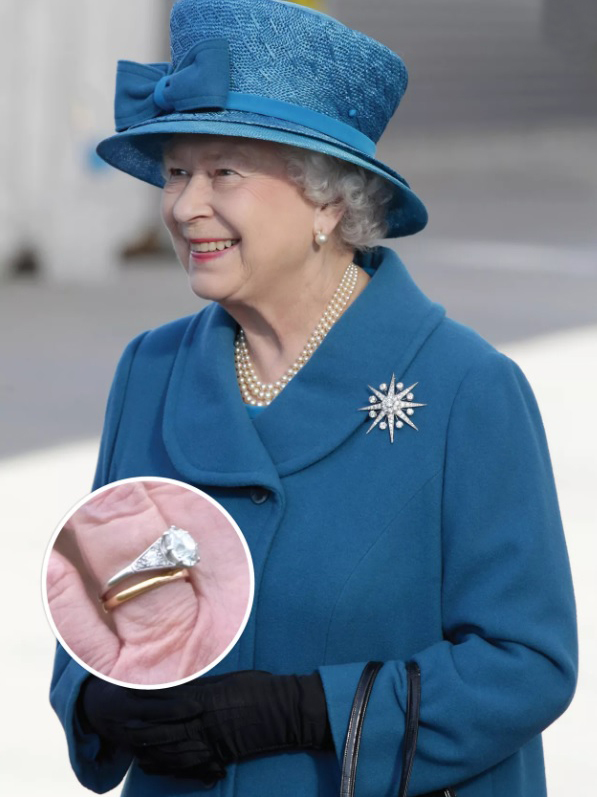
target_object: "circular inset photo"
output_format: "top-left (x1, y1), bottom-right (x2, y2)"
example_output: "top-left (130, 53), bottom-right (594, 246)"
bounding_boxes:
top-left (42, 477), bottom-right (254, 687)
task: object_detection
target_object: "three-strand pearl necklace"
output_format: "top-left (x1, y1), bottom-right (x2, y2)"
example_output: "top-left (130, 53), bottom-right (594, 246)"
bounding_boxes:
top-left (235, 262), bottom-right (359, 406)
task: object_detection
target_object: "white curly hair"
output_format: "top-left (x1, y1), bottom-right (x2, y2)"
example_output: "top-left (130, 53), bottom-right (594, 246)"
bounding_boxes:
top-left (278, 146), bottom-right (394, 251)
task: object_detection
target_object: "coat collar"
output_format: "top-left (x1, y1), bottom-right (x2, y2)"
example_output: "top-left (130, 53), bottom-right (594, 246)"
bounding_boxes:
top-left (163, 247), bottom-right (445, 486)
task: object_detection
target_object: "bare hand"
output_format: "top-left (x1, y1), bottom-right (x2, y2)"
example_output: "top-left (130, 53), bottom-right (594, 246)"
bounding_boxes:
top-left (46, 481), bottom-right (252, 685)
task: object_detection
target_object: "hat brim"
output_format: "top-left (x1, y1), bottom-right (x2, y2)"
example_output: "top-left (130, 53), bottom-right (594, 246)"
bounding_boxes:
top-left (96, 111), bottom-right (428, 238)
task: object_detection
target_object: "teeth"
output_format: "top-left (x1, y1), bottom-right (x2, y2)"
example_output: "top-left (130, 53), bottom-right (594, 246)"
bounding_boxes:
top-left (190, 239), bottom-right (238, 253)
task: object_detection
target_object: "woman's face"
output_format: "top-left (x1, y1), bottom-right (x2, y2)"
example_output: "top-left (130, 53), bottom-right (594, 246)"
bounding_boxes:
top-left (161, 134), bottom-right (325, 306)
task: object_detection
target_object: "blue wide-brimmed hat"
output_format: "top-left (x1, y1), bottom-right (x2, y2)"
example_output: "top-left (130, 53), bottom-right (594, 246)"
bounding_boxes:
top-left (97, 0), bottom-right (428, 238)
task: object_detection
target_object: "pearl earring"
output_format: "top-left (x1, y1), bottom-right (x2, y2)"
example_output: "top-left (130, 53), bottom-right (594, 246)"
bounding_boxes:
top-left (315, 231), bottom-right (328, 246)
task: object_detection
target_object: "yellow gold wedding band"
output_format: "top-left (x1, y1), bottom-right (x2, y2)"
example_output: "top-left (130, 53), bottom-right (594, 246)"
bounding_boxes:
top-left (101, 568), bottom-right (191, 612)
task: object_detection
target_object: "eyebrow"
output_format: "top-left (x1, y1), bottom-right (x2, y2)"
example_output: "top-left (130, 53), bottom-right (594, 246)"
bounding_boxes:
top-left (212, 149), bottom-right (256, 168)
top-left (163, 145), bottom-right (256, 167)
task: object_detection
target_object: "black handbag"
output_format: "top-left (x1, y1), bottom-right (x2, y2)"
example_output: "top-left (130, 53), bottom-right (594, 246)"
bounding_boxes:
top-left (340, 661), bottom-right (456, 797)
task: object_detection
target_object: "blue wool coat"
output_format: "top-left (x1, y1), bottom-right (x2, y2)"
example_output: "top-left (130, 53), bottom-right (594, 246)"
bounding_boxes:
top-left (51, 247), bottom-right (577, 796)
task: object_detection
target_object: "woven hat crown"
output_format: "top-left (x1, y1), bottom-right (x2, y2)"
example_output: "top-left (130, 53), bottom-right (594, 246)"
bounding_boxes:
top-left (96, 0), bottom-right (428, 238)
top-left (170, 0), bottom-right (408, 145)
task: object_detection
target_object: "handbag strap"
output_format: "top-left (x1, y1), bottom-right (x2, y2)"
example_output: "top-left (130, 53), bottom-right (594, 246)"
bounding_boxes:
top-left (339, 660), bottom-right (422, 797)
top-left (340, 661), bottom-right (383, 797)
top-left (397, 660), bottom-right (422, 797)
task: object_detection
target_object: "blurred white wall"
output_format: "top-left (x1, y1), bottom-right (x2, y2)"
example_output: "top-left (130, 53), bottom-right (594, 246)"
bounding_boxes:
top-left (1, 0), bottom-right (169, 281)
top-left (0, 2), bottom-right (22, 276)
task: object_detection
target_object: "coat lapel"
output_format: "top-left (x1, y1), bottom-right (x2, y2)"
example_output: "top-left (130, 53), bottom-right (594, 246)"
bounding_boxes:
top-left (162, 247), bottom-right (445, 483)
top-left (162, 298), bottom-right (281, 489)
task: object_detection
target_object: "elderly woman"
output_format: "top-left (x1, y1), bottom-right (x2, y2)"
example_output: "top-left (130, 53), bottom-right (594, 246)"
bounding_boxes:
top-left (50, 1), bottom-right (577, 795)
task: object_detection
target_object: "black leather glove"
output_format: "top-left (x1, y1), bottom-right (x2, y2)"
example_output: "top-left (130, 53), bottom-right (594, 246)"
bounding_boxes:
top-left (125, 670), bottom-right (334, 777)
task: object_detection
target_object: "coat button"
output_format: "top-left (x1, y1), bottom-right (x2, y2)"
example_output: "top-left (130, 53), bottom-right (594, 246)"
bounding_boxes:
top-left (250, 487), bottom-right (270, 504)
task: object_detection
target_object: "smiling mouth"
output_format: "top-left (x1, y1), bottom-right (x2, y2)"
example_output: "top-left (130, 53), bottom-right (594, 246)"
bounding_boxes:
top-left (189, 239), bottom-right (239, 253)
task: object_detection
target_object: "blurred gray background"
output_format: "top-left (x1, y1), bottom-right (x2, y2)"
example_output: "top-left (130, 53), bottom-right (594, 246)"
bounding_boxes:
top-left (1, 1), bottom-right (595, 795)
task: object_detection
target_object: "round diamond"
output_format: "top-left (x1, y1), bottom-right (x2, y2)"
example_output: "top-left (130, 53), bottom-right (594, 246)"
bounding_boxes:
top-left (369, 410), bottom-right (376, 418)
top-left (397, 383), bottom-right (403, 390)
top-left (407, 408), bottom-right (414, 416)
top-left (407, 393), bottom-right (414, 400)
top-left (379, 422), bottom-right (387, 430)
top-left (161, 527), bottom-right (199, 567)
top-left (382, 397), bottom-right (394, 411)
top-left (379, 383), bottom-right (387, 391)
top-left (396, 420), bottom-right (404, 428)
top-left (369, 395), bottom-right (376, 403)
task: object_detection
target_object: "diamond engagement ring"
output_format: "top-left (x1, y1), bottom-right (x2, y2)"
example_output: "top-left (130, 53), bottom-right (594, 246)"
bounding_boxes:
top-left (103, 526), bottom-right (199, 593)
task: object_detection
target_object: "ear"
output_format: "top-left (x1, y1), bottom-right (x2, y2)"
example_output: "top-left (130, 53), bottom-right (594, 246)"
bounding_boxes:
top-left (313, 201), bottom-right (346, 237)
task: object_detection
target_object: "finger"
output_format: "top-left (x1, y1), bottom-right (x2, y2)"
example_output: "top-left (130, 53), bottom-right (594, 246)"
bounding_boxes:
top-left (46, 549), bottom-right (120, 672)
top-left (124, 671), bottom-right (252, 722)
top-left (125, 700), bottom-right (201, 723)
top-left (124, 683), bottom-right (207, 720)
top-left (125, 722), bottom-right (187, 747)
top-left (135, 740), bottom-right (216, 775)
top-left (66, 482), bottom-right (168, 585)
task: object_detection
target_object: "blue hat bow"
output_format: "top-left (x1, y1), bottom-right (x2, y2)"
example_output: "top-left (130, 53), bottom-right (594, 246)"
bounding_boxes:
top-left (115, 39), bottom-right (230, 132)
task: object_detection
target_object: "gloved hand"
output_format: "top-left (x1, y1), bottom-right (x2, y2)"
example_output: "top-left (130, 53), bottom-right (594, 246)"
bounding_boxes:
top-left (124, 670), bottom-right (334, 777)
top-left (78, 675), bottom-right (144, 746)
top-left (77, 675), bottom-right (226, 783)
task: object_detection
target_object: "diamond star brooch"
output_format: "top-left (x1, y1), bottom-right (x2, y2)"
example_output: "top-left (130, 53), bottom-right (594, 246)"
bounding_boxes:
top-left (358, 374), bottom-right (426, 443)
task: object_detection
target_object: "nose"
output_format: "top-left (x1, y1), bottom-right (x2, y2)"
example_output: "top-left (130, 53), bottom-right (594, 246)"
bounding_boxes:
top-left (171, 174), bottom-right (215, 224)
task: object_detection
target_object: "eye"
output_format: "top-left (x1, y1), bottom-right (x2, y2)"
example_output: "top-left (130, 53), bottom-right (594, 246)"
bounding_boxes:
top-left (165, 167), bottom-right (190, 179)
top-left (214, 168), bottom-right (238, 177)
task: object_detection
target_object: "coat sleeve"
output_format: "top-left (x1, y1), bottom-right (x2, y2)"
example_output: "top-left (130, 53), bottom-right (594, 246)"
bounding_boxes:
top-left (48, 333), bottom-right (147, 793)
top-left (318, 350), bottom-right (578, 796)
